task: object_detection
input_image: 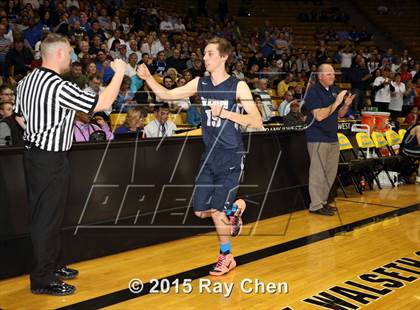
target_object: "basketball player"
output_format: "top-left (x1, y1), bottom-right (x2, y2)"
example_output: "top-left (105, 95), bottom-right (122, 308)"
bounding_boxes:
top-left (137, 37), bottom-right (262, 276)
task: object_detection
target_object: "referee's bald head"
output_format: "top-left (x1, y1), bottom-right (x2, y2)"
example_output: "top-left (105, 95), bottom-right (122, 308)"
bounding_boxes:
top-left (40, 33), bottom-right (70, 58)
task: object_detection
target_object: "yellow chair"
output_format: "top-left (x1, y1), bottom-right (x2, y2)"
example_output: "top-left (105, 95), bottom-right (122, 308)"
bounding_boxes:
top-left (384, 130), bottom-right (401, 155)
top-left (355, 132), bottom-right (382, 189)
top-left (398, 129), bottom-right (406, 144)
top-left (337, 133), bottom-right (365, 195)
top-left (109, 113), bottom-right (127, 131)
top-left (169, 112), bottom-right (188, 126)
top-left (370, 132), bottom-right (398, 187)
top-left (144, 113), bottom-right (156, 125)
top-left (337, 133), bottom-right (353, 151)
top-left (371, 131), bottom-right (389, 149)
top-left (355, 132), bottom-right (375, 149)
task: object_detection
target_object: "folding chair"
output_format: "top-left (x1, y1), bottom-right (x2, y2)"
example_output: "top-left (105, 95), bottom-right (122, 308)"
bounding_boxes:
top-left (371, 131), bottom-right (399, 187)
top-left (385, 130), bottom-right (402, 155)
top-left (398, 129), bottom-right (406, 144)
top-left (355, 132), bottom-right (382, 189)
top-left (337, 133), bottom-right (370, 196)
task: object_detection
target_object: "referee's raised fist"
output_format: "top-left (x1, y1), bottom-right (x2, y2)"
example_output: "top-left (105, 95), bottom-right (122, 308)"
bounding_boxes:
top-left (111, 59), bottom-right (127, 73)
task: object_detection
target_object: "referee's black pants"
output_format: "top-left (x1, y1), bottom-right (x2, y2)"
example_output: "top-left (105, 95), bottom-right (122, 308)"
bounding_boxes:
top-left (23, 147), bottom-right (69, 287)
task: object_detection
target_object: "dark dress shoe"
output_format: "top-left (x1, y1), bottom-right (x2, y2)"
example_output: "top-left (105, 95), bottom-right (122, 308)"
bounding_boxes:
top-left (54, 266), bottom-right (79, 279)
top-left (324, 204), bottom-right (338, 211)
top-left (309, 207), bottom-right (334, 216)
top-left (31, 280), bottom-right (76, 296)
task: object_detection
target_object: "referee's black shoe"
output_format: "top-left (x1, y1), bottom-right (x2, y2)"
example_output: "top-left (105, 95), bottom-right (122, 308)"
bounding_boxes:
top-left (31, 280), bottom-right (76, 296)
top-left (54, 266), bottom-right (79, 280)
top-left (323, 204), bottom-right (338, 211)
top-left (309, 207), bottom-right (334, 216)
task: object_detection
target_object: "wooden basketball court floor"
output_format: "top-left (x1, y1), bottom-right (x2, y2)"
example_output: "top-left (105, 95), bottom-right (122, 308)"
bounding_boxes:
top-left (0, 185), bottom-right (419, 309)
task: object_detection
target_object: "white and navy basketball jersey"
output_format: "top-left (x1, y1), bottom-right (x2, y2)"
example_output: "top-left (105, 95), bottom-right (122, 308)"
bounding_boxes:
top-left (198, 75), bottom-right (243, 150)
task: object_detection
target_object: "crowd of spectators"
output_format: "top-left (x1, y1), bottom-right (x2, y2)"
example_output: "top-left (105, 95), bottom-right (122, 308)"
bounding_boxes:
top-left (0, 0), bottom-right (419, 146)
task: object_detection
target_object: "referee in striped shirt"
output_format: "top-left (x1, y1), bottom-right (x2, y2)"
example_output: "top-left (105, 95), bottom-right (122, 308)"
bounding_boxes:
top-left (15, 33), bottom-right (127, 296)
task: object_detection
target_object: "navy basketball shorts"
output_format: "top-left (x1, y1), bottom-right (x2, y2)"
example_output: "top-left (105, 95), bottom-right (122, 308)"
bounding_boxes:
top-left (193, 148), bottom-right (245, 212)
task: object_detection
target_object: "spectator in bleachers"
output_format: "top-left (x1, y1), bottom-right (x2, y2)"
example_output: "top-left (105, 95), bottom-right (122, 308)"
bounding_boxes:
top-left (0, 24), bottom-right (12, 77)
top-left (383, 48), bottom-right (396, 65)
top-left (77, 40), bottom-right (90, 61)
top-left (85, 61), bottom-right (99, 79)
top-left (117, 44), bottom-right (129, 62)
top-left (84, 74), bottom-right (102, 95)
top-left (259, 31), bottom-right (275, 58)
top-left (68, 20), bottom-right (86, 45)
top-left (114, 106), bottom-right (147, 135)
top-left (141, 34), bottom-right (163, 59)
top-left (166, 49), bottom-right (186, 73)
top-left (63, 61), bottom-right (87, 89)
top-left (159, 14), bottom-right (174, 32)
top-left (405, 106), bottom-right (418, 125)
top-left (182, 69), bottom-right (193, 82)
top-left (109, 39), bottom-right (121, 60)
top-left (391, 57), bottom-right (402, 73)
top-left (339, 45), bottom-right (354, 82)
top-left (174, 17), bottom-right (186, 33)
top-left (5, 38), bottom-right (33, 77)
top-left (191, 59), bottom-right (205, 78)
top-left (127, 39), bottom-right (141, 60)
top-left (278, 91), bottom-right (298, 117)
top-left (277, 73), bottom-right (294, 98)
top-left (284, 100), bottom-right (306, 127)
top-left (348, 56), bottom-right (371, 111)
top-left (389, 73), bottom-right (406, 121)
top-left (113, 75), bottom-right (135, 112)
top-left (98, 7), bottom-right (112, 31)
top-left (397, 63), bottom-right (411, 82)
top-left (87, 20), bottom-right (106, 42)
top-left (254, 78), bottom-right (274, 121)
top-left (296, 53), bottom-right (310, 73)
top-left (153, 51), bottom-right (167, 75)
top-left (73, 111), bottom-right (113, 142)
top-left (0, 96), bottom-right (23, 146)
top-left (144, 102), bottom-right (177, 138)
top-left (88, 35), bottom-right (102, 57)
top-left (23, 17), bottom-right (46, 49)
top-left (315, 41), bottom-right (328, 65)
top-left (96, 49), bottom-right (114, 85)
top-left (232, 62), bottom-right (245, 81)
top-left (186, 51), bottom-right (198, 70)
top-left (245, 63), bottom-right (259, 88)
top-left (125, 53), bottom-right (138, 77)
top-left (367, 54), bottom-right (380, 74)
top-left (186, 94), bottom-right (201, 127)
top-left (373, 68), bottom-right (395, 112)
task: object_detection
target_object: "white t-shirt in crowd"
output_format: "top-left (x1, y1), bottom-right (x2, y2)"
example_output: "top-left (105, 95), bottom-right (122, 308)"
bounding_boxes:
top-left (144, 120), bottom-right (177, 138)
top-left (140, 42), bottom-right (163, 58)
top-left (125, 64), bottom-right (137, 77)
top-left (174, 23), bottom-right (186, 31)
top-left (159, 21), bottom-right (174, 31)
top-left (340, 52), bottom-right (353, 69)
top-left (254, 88), bottom-right (273, 121)
top-left (389, 82), bottom-right (406, 112)
top-left (373, 76), bottom-right (392, 103)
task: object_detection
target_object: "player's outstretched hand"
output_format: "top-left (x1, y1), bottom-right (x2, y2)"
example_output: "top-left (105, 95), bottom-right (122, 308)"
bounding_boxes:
top-left (137, 63), bottom-right (152, 80)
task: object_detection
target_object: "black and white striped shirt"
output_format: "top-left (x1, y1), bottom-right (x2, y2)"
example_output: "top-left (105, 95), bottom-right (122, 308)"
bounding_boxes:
top-left (15, 67), bottom-right (98, 152)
